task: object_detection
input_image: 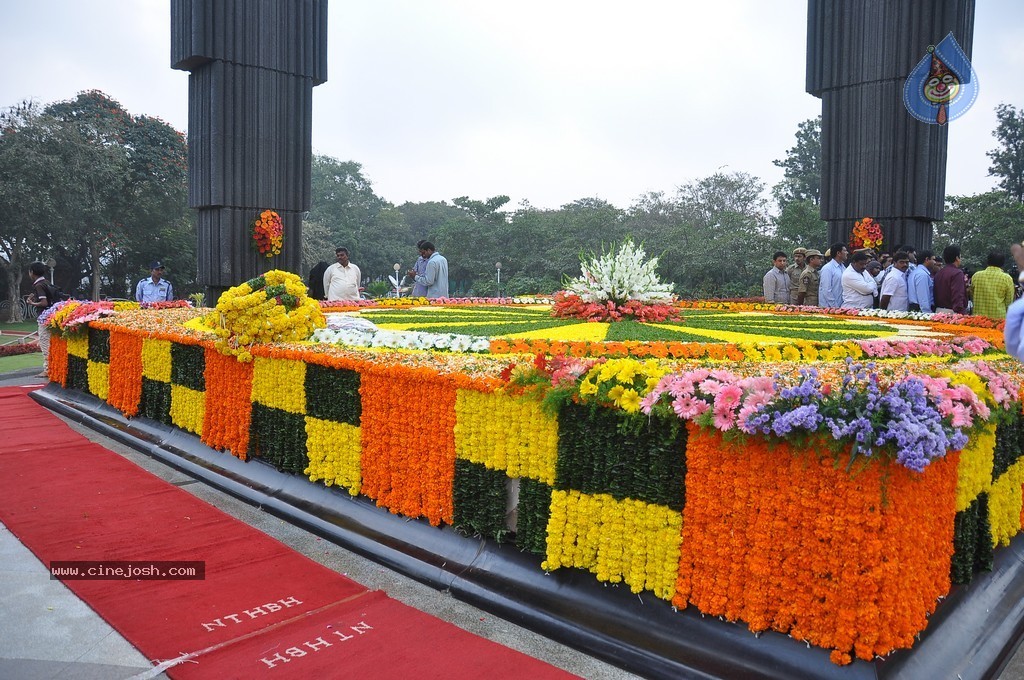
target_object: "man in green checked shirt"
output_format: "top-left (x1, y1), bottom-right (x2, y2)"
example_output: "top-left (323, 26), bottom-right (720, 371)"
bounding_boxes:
top-left (971, 252), bottom-right (1015, 320)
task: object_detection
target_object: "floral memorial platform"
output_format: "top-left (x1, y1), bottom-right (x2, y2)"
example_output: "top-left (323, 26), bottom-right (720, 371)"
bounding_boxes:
top-left (32, 249), bottom-right (1024, 678)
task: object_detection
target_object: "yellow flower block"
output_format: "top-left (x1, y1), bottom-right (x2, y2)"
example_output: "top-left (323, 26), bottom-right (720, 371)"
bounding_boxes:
top-left (170, 384), bottom-right (206, 435)
top-left (141, 339), bottom-right (172, 382)
top-left (66, 333), bottom-right (89, 359)
top-left (955, 423), bottom-right (995, 512)
top-left (542, 489), bottom-right (682, 600)
top-left (251, 357), bottom-right (306, 413)
top-left (454, 390), bottom-right (558, 484)
top-left (989, 457), bottom-right (1024, 548)
top-left (86, 360), bottom-right (109, 401)
top-left (305, 416), bottom-right (361, 494)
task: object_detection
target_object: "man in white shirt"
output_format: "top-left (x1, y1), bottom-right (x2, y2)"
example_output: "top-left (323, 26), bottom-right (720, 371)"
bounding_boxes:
top-left (762, 251), bottom-right (790, 304)
top-left (880, 251), bottom-right (911, 311)
top-left (841, 251), bottom-right (878, 308)
top-left (323, 247), bottom-right (362, 301)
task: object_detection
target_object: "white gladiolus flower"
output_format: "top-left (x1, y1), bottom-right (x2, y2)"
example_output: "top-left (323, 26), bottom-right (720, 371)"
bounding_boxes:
top-left (563, 238), bottom-right (675, 305)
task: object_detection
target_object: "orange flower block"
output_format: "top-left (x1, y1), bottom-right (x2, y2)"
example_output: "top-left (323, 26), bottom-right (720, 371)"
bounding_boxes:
top-left (201, 347), bottom-right (254, 459)
top-left (359, 366), bottom-right (458, 526)
top-left (106, 330), bottom-right (144, 417)
top-left (675, 424), bottom-right (959, 663)
top-left (48, 334), bottom-right (69, 386)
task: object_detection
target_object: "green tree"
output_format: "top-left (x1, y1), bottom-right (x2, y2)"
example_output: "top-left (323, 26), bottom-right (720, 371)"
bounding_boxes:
top-left (987, 103), bottom-right (1024, 203)
top-left (937, 192), bottom-right (1024, 272)
top-left (673, 172), bottom-right (774, 297)
top-left (772, 116), bottom-right (821, 207)
top-left (0, 101), bottom-right (64, 319)
top-left (308, 155), bottom-right (415, 286)
top-left (772, 198), bottom-right (829, 253)
top-left (0, 92), bottom-right (192, 309)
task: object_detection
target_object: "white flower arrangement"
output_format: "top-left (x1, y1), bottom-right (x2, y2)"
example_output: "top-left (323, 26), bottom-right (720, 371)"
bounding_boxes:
top-left (852, 308), bottom-right (938, 321)
top-left (563, 238), bottom-right (675, 305)
top-left (311, 326), bottom-right (491, 354)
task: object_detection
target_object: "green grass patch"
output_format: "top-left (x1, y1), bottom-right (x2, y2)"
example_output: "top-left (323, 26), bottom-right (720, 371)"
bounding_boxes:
top-left (1, 321), bottom-right (40, 333)
top-left (0, 352), bottom-right (44, 373)
top-left (412, 319), bottom-right (580, 336)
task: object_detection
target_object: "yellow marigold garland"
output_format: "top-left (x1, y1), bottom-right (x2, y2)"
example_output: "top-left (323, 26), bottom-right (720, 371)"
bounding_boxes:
top-left (542, 489), bottom-right (682, 599)
top-left (454, 389), bottom-right (558, 484)
top-left (86, 360), bottom-right (109, 401)
top-left (988, 458), bottom-right (1024, 547)
top-left (305, 417), bottom-right (362, 495)
top-left (209, 270), bottom-right (324, 362)
top-left (170, 384), bottom-right (206, 435)
top-left (954, 423), bottom-right (995, 512)
top-left (251, 357), bottom-right (306, 413)
top-left (66, 332), bottom-right (89, 359)
top-left (141, 339), bottom-right (172, 383)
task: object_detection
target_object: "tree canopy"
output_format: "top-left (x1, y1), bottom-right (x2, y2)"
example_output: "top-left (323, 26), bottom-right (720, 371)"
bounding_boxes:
top-left (987, 103), bottom-right (1024, 204)
top-left (0, 91), bottom-right (190, 318)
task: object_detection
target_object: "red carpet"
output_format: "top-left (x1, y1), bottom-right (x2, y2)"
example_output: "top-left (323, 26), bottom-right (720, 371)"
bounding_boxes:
top-left (0, 387), bottom-right (577, 679)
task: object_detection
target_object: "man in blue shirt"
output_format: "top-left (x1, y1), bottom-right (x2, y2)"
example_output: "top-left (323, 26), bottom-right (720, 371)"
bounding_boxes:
top-left (407, 242), bottom-right (449, 298)
top-left (135, 261), bottom-right (174, 303)
top-left (907, 250), bottom-right (938, 312)
top-left (818, 242), bottom-right (848, 308)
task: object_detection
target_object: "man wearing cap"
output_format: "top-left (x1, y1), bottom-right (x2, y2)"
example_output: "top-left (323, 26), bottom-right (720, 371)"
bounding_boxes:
top-left (796, 249), bottom-right (823, 306)
top-left (786, 248), bottom-right (807, 304)
top-left (135, 261), bottom-right (174, 303)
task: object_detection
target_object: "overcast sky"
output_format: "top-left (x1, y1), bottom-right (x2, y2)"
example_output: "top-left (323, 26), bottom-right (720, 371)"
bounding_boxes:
top-left (2, 1), bottom-right (1023, 211)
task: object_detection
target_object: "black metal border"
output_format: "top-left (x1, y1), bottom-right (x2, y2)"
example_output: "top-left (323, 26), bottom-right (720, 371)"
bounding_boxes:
top-left (29, 384), bottom-right (1024, 680)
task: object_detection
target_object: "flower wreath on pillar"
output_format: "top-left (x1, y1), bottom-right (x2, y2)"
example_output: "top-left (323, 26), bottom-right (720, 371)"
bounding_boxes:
top-left (252, 210), bottom-right (284, 258)
top-left (849, 217), bottom-right (883, 251)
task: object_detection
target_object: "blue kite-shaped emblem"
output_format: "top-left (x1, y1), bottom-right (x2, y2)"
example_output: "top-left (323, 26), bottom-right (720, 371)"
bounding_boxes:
top-left (903, 32), bottom-right (978, 125)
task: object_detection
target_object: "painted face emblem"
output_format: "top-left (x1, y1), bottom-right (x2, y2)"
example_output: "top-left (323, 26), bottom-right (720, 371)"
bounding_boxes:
top-left (923, 59), bottom-right (959, 104)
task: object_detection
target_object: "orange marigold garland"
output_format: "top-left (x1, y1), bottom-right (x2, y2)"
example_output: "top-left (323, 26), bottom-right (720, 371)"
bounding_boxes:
top-left (201, 347), bottom-right (254, 458)
top-left (359, 365), bottom-right (457, 526)
top-left (676, 426), bottom-right (959, 664)
top-left (48, 334), bottom-right (69, 387)
top-left (252, 209), bottom-right (284, 257)
top-left (106, 330), bottom-right (144, 417)
top-left (850, 216), bottom-right (884, 250)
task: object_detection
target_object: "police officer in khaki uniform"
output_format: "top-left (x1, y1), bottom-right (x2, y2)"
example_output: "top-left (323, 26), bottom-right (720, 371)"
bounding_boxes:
top-left (786, 247), bottom-right (807, 304)
top-left (797, 249), bottom-right (824, 306)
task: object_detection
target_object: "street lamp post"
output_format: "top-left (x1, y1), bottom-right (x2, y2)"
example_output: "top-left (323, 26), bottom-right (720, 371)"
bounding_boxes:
top-left (393, 263), bottom-right (402, 297)
top-left (495, 262), bottom-right (501, 298)
top-left (45, 258), bottom-right (56, 285)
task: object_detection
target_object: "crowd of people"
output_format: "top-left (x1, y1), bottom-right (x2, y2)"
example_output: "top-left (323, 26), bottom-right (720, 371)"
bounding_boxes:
top-left (763, 243), bottom-right (1019, 321)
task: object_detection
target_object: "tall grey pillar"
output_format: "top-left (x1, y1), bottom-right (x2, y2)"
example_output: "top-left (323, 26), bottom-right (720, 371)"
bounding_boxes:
top-left (171, 0), bottom-right (327, 293)
top-left (806, 0), bottom-right (974, 252)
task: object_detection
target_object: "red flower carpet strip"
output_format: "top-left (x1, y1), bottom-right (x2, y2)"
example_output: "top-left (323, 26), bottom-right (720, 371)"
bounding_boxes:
top-left (0, 387), bottom-right (576, 679)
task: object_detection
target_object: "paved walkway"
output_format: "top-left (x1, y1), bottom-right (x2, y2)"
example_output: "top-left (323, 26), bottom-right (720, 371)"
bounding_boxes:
top-left (0, 367), bottom-right (634, 679)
